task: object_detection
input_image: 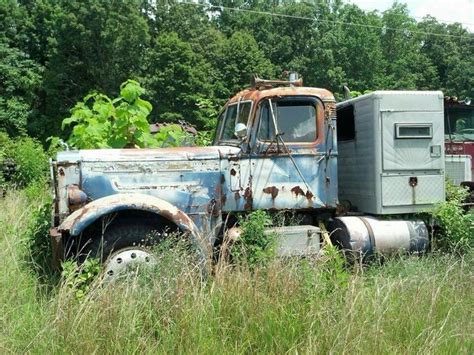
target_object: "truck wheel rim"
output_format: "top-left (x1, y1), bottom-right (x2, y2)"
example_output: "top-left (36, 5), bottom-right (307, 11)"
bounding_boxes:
top-left (103, 248), bottom-right (156, 282)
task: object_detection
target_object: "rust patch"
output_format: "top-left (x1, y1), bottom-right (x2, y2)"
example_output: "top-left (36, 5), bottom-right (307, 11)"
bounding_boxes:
top-left (221, 193), bottom-right (227, 206)
top-left (291, 186), bottom-right (305, 197)
top-left (234, 191), bottom-right (240, 201)
top-left (207, 199), bottom-right (220, 217)
top-left (220, 174), bottom-right (225, 184)
top-left (243, 187), bottom-right (253, 210)
top-left (230, 168), bottom-right (237, 176)
top-left (58, 168), bottom-right (65, 176)
top-left (263, 186), bottom-right (279, 199)
top-left (305, 190), bottom-right (314, 201)
top-left (228, 156), bottom-right (239, 162)
top-left (227, 86), bottom-right (335, 105)
top-left (67, 185), bottom-right (88, 212)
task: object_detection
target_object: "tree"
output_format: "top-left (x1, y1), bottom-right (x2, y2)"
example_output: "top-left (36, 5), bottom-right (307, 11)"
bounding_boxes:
top-left (0, 0), bottom-right (473, 143)
top-left (216, 31), bottom-right (275, 97)
top-left (417, 18), bottom-right (474, 97)
top-left (34, 0), bottom-right (150, 139)
top-left (142, 32), bottom-right (214, 128)
top-left (0, 39), bottom-right (42, 136)
top-left (380, 3), bottom-right (439, 90)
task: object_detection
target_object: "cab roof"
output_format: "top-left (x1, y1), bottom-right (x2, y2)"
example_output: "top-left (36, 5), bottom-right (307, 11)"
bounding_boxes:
top-left (227, 86), bottom-right (335, 105)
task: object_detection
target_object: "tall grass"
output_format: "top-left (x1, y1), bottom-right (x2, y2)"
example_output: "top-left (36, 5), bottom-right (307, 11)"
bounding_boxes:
top-left (0, 190), bottom-right (472, 353)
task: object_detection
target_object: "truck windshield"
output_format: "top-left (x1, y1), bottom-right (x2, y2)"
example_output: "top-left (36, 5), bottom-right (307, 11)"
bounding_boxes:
top-left (445, 106), bottom-right (474, 141)
top-left (258, 97), bottom-right (318, 142)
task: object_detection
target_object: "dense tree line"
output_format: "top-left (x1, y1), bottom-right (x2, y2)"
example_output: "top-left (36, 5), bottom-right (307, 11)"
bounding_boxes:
top-left (0, 0), bottom-right (473, 141)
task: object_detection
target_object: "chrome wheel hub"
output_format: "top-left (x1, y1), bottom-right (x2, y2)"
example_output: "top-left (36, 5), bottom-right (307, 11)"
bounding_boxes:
top-left (103, 248), bottom-right (156, 282)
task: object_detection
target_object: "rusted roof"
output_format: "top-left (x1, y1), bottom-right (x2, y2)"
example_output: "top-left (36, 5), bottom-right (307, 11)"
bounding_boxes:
top-left (149, 120), bottom-right (198, 135)
top-left (227, 86), bottom-right (335, 105)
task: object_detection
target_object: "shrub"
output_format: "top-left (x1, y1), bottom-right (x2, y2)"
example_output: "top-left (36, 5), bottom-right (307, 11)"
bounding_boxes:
top-left (63, 79), bottom-right (190, 149)
top-left (62, 80), bottom-right (155, 149)
top-left (10, 136), bottom-right (48, 187)
top-left (0, 131), bottom-right (48, 189)
top-left (232, 210), bottom-right (277, 267)
top-left (430, 181), bottom-right (473, 253)
top-left (61, 258), bottom-right (101, 300)
top-left (26, 198), bottom-right (55, 282)
top-left (153, 124), bottom-right (191, 147)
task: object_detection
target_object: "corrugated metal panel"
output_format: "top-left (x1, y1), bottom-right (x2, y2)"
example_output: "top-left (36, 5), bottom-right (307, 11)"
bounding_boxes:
top-left (337, 97), bottom-right (378, 213)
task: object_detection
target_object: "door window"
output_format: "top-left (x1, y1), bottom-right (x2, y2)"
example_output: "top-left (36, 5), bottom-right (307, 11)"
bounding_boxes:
top-left (220, 101), bottom-right (252, 141)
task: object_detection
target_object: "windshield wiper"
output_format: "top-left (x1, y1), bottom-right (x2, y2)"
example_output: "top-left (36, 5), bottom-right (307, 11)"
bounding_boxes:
top-left (266, 99), bottom-right (323, 205)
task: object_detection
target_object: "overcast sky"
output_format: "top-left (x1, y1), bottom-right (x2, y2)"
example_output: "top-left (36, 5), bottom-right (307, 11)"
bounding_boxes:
top-left (347, 0), bottom-right (474, 31)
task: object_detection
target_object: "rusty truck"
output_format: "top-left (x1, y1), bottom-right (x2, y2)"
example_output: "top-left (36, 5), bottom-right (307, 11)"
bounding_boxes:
top-left (50, 76), bottom-right (442, 278)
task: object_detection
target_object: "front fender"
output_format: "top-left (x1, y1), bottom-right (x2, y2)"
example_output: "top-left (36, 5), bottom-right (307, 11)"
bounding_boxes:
top-left (58, 193), bottom-right (201, 240)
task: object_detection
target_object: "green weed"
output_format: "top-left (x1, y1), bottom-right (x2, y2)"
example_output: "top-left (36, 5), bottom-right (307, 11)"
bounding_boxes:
top-left (232, 209), bottom-right (277, 267)
top-left (430, 181), bottom-right (473, 253)
top-left (0, 191), bottom-right (472, 353)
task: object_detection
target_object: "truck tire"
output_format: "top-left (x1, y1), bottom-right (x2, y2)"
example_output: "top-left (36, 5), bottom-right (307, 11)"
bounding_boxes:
top-left (84, 217), bottom-right (167, 262)
top-left (80, 216), bottom-right (205, 282)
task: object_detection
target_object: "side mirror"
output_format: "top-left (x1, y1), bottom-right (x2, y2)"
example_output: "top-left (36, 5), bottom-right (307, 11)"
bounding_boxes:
top-left (234, 123), bottom-right (247, 140)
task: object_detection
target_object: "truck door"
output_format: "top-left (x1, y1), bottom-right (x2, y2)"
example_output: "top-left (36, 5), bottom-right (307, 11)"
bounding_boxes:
top-left (218, 101), bottom-right (254, 211)
top-left (249, 96), bottom-right (330, 210)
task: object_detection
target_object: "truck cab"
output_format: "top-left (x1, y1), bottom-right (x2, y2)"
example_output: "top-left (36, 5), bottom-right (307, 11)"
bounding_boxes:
top-left (50, 77), bottom-right (338, 272)
top-left (50, 78), bottom-right (430, 276)
top-left (215, 80), bottom-right (338, 212)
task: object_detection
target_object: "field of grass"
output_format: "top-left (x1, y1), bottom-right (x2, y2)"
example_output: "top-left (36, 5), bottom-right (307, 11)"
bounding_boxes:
top-left (0, 190), bottom-right (473, 354)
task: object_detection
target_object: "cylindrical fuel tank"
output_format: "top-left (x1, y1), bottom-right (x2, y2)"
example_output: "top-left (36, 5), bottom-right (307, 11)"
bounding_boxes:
top-left (328, 216), bottom-right (429, 260)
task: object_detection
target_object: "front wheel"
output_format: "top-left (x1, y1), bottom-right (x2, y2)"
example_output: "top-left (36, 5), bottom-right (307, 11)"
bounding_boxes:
top-left (81, 216), bottom-right (207, 282)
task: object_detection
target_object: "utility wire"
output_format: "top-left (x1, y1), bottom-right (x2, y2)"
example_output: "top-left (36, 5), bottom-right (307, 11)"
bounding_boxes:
top-left (182, 1), bottom-right (474, 41)
top-left (344, 0), bottom-right (474, 27)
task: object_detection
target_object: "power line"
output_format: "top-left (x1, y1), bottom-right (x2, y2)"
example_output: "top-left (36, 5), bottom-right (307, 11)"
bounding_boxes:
top-left (400, 15), bottom-right (473, 27)
top-left (345, 0), bottom-right (474, 27)
top-left (182, 1), bottom-right (474, 42)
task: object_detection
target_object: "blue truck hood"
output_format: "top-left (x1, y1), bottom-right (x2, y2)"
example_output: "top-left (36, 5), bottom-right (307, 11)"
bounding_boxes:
top-left (56, 146), bottom-right (240, 162)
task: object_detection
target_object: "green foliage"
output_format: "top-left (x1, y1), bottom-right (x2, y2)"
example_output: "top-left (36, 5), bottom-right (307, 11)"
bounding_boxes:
top-left (431, 181), bottom-right (473, 253)
top-left (0, 39), bottom-right (42, 136)
top-left (10, 136), bottom-right (48, 187)
top-left (61, 258), bottom-right (101, 300)
top-left (195, 97), bottom-right (220, 130)
top-left (143, 32), bottom-right (214, 128)
top-left (317, 245), bottom-right (350, 292)
top-left (26, 197), bottom-right (56, 283)
top-left (153, 124), bottom-right (191, 148)
top-left (194, 130), bottom-right (214, 147)
top-left (217, 30), bottom-right (276, 97)
top-left (233, 210), bottom-right (277, 267)
top-left (62, 80), bottom-right (157, 149)
top-left (45, 136), bottom-right (67, 158)
top-left (0, 131), bottom-right (48, 189)
top-left (1, 0), bottom-right (473, 139)
top-left (27, 0), bottom-right (150, 139)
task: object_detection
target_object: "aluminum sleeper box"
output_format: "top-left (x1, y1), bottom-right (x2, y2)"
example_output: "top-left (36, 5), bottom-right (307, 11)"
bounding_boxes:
top-left (336, 91), bottom-right (445, 215)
